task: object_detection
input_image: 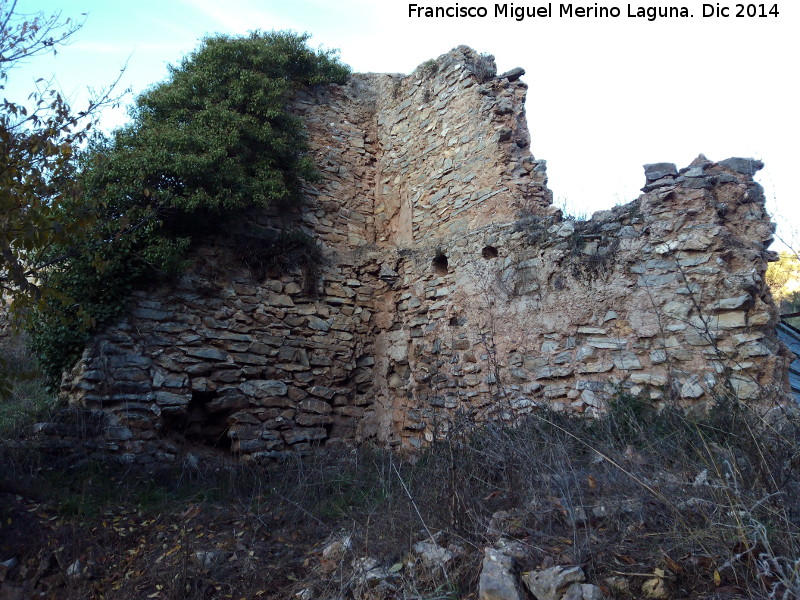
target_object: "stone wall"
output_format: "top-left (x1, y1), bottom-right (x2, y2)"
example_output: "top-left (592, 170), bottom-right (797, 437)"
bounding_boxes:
top-left (56, 46), bottom-right (791, 463)
top-left (375, 156), bottom-right (787, 447)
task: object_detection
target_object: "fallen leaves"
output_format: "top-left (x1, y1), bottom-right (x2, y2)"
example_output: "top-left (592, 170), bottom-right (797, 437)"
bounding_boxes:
top-left (662, 552), bottom-right (684, 576)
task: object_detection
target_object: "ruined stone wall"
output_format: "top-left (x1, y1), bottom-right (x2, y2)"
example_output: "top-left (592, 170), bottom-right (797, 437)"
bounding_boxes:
top-left (56, 79), bottom-right (388, 464)
top-left (55, 47), bottom-right (791, 462)
top-left (377, 157), bottom-right (788, 447)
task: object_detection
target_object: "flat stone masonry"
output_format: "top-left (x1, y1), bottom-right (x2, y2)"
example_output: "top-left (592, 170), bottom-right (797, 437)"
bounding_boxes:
top-left (56, 46), bottom-right (792, 462)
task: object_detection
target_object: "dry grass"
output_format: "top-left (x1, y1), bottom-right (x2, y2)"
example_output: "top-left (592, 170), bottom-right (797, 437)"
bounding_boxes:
top-left (1, 332), bottom-right (799, 599)
top-left (0, 334), bottom-right (58, 440)
top-left (1, 393), bottom-right (798, 599)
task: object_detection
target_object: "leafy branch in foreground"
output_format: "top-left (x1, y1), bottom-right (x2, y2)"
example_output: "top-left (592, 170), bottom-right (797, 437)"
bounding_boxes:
top-left (0, 1), bottom-right (122, 302)
top-left (0, 1), bottom-right (126, 395)
top-left (766, 250), bottom-right (800, 317)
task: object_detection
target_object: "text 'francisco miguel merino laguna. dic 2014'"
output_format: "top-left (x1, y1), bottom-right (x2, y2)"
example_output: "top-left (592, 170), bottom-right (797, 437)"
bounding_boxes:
top-left (408, 3), bottom-right (780, 21)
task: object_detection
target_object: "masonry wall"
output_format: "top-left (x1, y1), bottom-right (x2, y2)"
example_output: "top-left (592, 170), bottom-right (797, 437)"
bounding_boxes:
top-left (54, 47), bottom-right (791, 462)
top-left (376, 157), bottom-right (788, 447)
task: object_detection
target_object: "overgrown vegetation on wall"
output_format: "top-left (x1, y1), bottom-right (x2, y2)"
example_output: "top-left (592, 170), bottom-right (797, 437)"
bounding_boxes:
top-left (24, 31), bottom-right (350, 385)
top-left (0, 335), bottom-right (55, 437)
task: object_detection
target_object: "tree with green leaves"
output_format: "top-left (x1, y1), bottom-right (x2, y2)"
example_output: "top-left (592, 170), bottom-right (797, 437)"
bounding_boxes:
top-left (1, 2), bottom-right (96, 308)
top-left (26, 30), bottom-right (350, 385)
top-left (0, 1), bottom-right (125, 395)
top-left (767, 250), bottom-right (800, 316)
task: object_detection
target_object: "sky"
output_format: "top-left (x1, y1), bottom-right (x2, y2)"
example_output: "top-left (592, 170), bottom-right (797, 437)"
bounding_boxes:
top-left (5, 0), bottom-right (799, 248)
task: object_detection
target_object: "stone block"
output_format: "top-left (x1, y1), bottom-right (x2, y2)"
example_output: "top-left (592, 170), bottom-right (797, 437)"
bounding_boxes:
top-left (523, 565), bottom-right (585, 600)
top-left (283, 427), bottom-right (327, 444)
top-left (738, 341), bottom-right (770, 357)
top-left (650, 349), bottom-right (667, 364)
top-left (576, 362), bottom-right (614, 374)
top-left (637, 273), bottom-right (678, 287)
top-left (730, 376), bottom-right (759, 399)
top-left (210, 368), bottom-right (243, 383)
top-left (534, 366), bottom-right (573, 380)
top-left (478, 547), bottom-right (522, 600)
top-left (709, 294), bottom-right (752, 312)
top-left (586, 337), bottom-right (627, 350)
top-left (613, 351), bottom-right (642, 370)
top-left (541, 340), bottom-right (559, 352)
top-left (155, 391), bottom-right (189, 407)
top-left (299, 398), bottom-right (333, 414)
top-left (692, 311), bottom-right (747, 330)
top-left (628, 373), bottom-right (668, 386)
top-left (131, 307), bottom-right (173, 321)
top-left (239, 380), bottom-right (288, 397)
top-left (680, 377), bottom-right (704, 398)
top-left (643, 163), bottom-right (677, 181)
top-left (267, 293), bottom-right (295, 307)
top-left (307, 316), bottom-right (331, 331)
top-left (577, 326), bottom-right (606, 335)
top-left (718, 157), bottom-right (763, 175)
top-left (296, 413), bottom-right (334, 426)
top-left (229, 353), bottom-right (269, 365)
top-left (186, 347), bottom-right (230, 361)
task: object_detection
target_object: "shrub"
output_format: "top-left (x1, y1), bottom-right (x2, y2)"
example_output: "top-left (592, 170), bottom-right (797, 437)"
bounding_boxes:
top-left (231, 225), bottom-right (323, 289)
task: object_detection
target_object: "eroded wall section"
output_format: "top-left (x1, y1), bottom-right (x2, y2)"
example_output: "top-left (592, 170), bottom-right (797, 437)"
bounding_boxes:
top-left (368, 47), bottom-right (552, 245)
top-left (374, 157), bottom-right (789, 447)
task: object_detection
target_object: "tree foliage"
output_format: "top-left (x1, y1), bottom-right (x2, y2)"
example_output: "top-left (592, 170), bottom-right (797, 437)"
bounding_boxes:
top-left (766, 250), bottom-right (800, 313)
top-left (0, 1), bottom-right (125, 395)
top-left (92, 31), bottom-right (350, 224)
top-left (25, 30), bottom-right (350, 385)
top-left (1, 2), bottom-right (96, 306)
